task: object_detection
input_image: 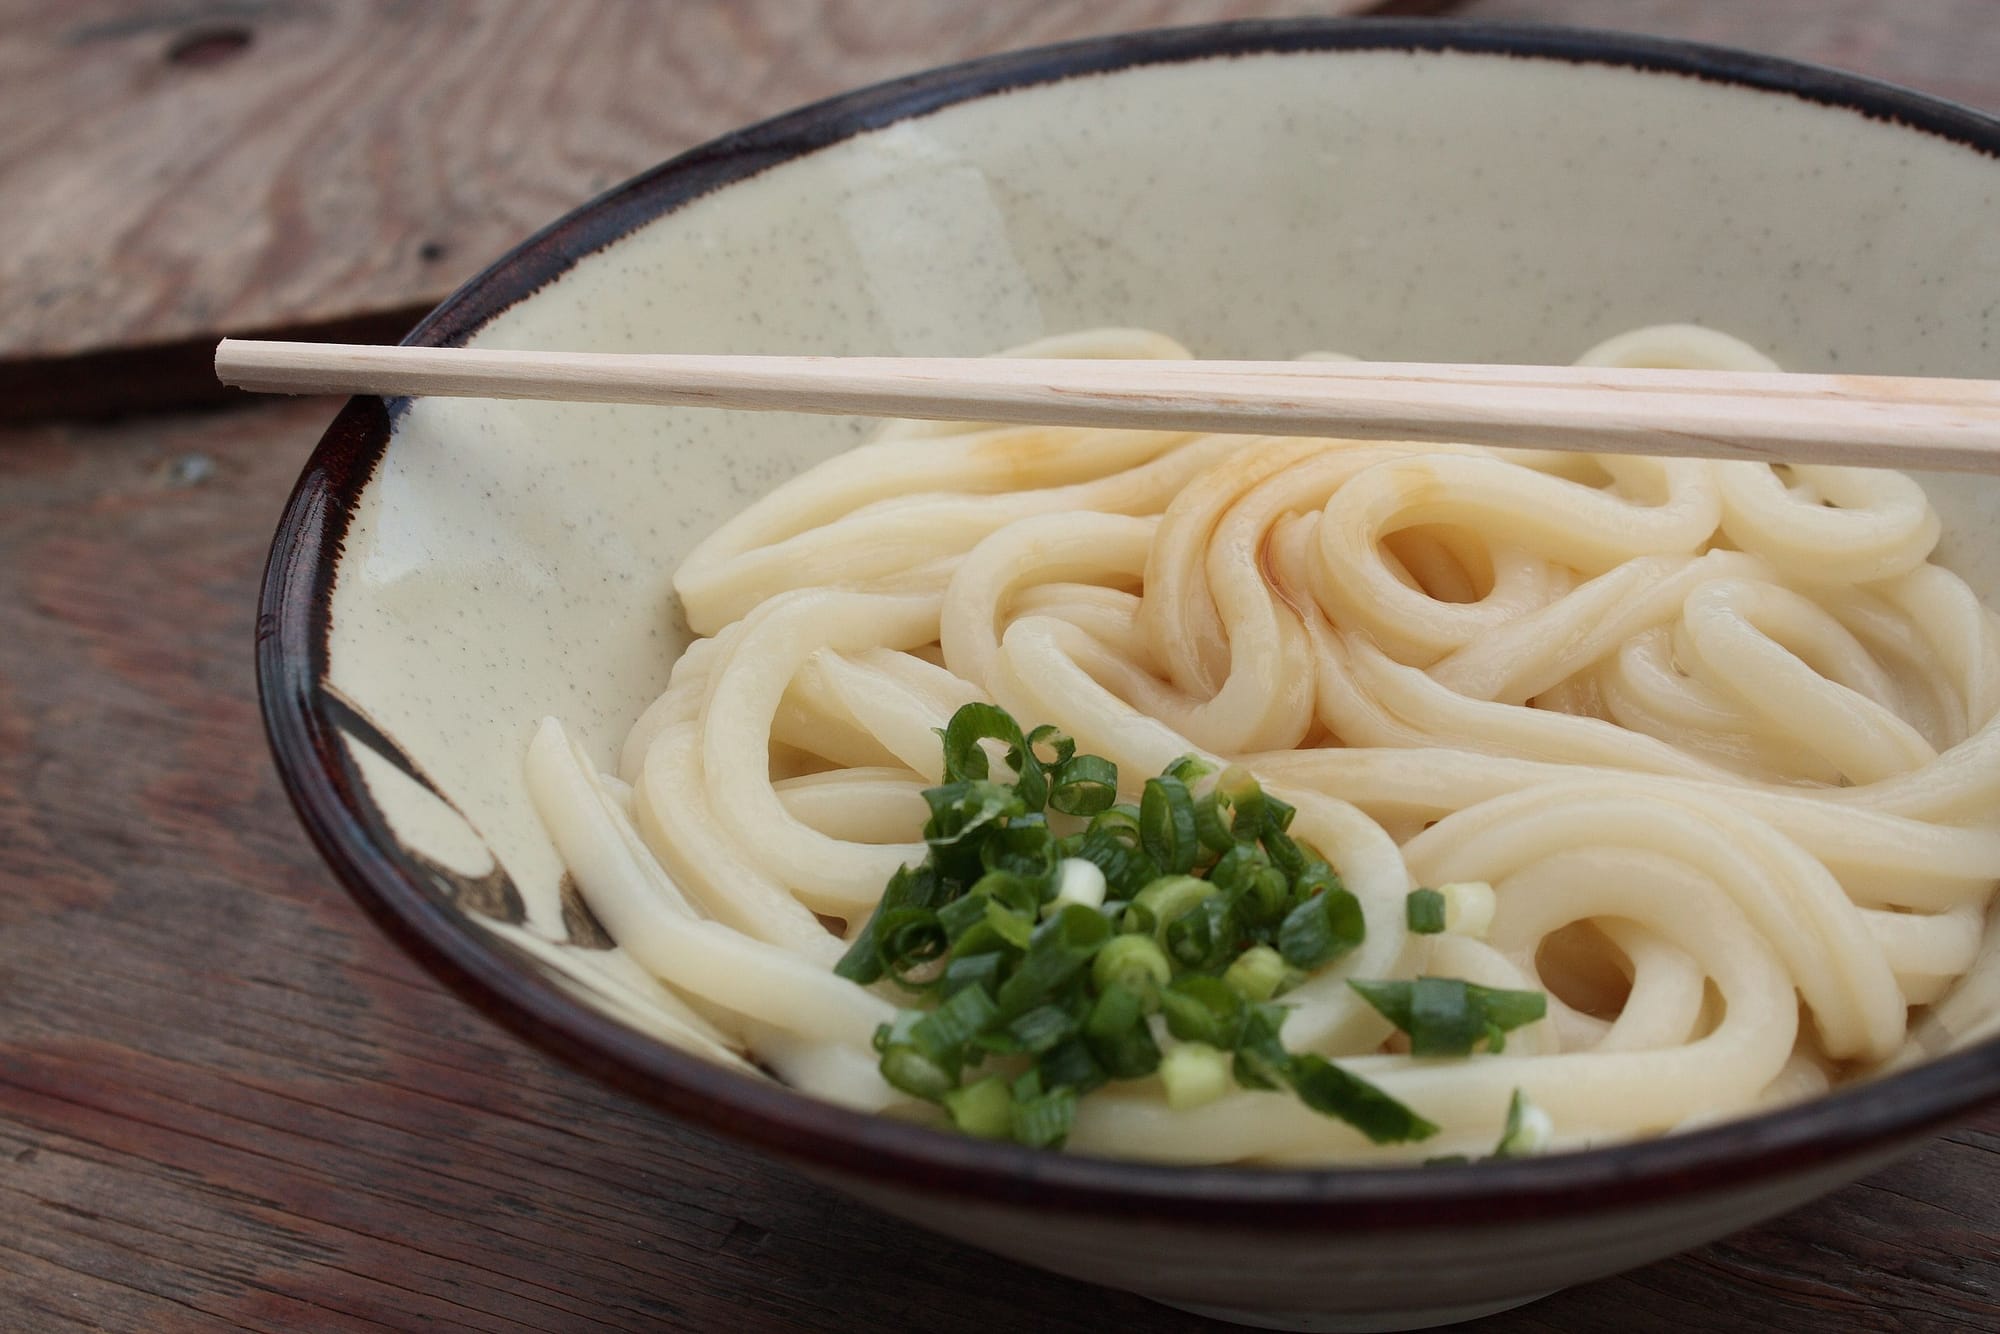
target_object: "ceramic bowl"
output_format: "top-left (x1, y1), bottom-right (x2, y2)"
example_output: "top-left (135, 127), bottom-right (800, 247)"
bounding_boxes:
top-left (260, 19), bottom-right (2000, 1331)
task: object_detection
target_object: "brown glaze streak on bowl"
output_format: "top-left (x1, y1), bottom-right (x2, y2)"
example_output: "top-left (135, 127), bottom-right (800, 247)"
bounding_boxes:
top-left (259, 17), bottom-right (2000, 1231)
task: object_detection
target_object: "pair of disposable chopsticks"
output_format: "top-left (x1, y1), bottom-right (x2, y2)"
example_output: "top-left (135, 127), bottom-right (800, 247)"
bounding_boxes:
top-left (214, 339), bottom-right (2000, 472)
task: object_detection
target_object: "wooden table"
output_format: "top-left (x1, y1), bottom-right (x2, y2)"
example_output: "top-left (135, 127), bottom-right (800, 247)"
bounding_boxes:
top-left (3, 3), bottom-right (1996, 1330)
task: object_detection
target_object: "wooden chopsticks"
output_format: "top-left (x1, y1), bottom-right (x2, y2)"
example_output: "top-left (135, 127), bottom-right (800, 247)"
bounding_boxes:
top-left (215, 339), bottom-right (2000, 473)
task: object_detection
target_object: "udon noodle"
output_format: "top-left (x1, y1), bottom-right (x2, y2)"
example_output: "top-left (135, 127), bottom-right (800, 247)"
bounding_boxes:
top-left (527, 325), bottom-right (2000, 1164)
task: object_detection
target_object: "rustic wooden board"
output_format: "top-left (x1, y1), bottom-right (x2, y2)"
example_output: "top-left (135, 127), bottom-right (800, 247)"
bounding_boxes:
top-left (9, 0), bottom-right (1991, 420)
top-left (1, 394), bottom-right (1995, 1332)
top-left (0, 0), bottom-right (1418, 419)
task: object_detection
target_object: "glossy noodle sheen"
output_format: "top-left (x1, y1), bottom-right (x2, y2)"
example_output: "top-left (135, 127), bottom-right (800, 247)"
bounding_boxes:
top-left (527, 326), bottom-right (2000, 1164)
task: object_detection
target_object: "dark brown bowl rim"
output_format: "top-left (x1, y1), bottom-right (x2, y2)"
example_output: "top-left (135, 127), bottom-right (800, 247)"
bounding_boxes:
top-left (259, 16), bottom-right (2000, 1228)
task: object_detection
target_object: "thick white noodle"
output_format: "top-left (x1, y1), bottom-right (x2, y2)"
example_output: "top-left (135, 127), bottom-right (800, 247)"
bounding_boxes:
top-left (531, 325), bottom-right (2000, 1164)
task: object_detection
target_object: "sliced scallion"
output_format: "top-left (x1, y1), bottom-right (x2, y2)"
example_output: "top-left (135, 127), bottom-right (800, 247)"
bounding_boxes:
top-left (1159, 1041), bottom-right (1232, 1110)
top-left (1009, 1085), bottom-right (1078, 1148)
top-left (1222, 945), bottom-right (1292, 1003)
top-left (1277, 884), bottom-right (1365, 970)
top-left (1139, 775), bottom-right (1200, 874)
top-left (1406, 887), bottom-right (1447, 934)
top-left (943, 1076), bottom-right (1013, 1138)
top-left (1348, 977), bottom-right (1548, 1057)
top-left (1289, 1055), bottom-right (1439, 1144)
top-left (1048, 753), bottom-right (1118, 816)
top-left (1092, 933), bottom-right (1172, 997)
top-left (994, 904), bottom-right (1111, 1017)
top-left (1493, 1088), bottom-right (1552, 1158)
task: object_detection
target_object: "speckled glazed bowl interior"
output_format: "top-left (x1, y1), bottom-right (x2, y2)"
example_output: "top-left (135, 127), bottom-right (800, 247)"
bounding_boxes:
top-left (261, 20), bottom-right (2000, 1331)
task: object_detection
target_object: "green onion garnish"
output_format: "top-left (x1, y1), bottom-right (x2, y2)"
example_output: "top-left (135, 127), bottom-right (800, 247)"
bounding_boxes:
top-left (1140, 775), bottom-right (1200, 874)
top-left (1277, 883), bottom-right (1365, 970)
top-left (1493, 1088), bottom-right (1551, 1157)
top-left (838, 703), bottom-right (1542, 1150)
top-left (1289, 1054), bottom-right (1442, 1143)
top-left (1406, 887), bottom-right (1447, 934)
top-left (1159, 1041), bottom-right (1232, 1109)
top-left (1010, 1085), bottom-right (1078, 1148)
top-left (943, 1076), bottom-right (1013, 1138)
top-left (1092, 933), bottom-right (1171, 997)
top-left (1348, 977), bottom-right (1549, 1057)
top-left (1049, 753), bottom-right (1118, 816)
top-left (1223, 944), bottom-right (1293, 1002)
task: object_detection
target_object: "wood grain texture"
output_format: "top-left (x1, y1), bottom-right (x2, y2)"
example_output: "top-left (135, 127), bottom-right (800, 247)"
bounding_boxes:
top-left (8, 0), bottom-right (1992, 419)
top-left (0, 0), bottom-right (1407, 418)
top-left (5, 2), bottom-right (2000, 1331)
top-left (2, 395), bottom-right (1996, 1332)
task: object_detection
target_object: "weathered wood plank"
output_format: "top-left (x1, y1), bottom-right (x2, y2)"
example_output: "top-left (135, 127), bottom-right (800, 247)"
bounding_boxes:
top-left (0, 0), bottom-right (1402, 418)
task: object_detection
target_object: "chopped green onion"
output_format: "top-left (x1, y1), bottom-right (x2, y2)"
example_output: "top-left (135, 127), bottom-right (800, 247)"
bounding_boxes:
top-left (1092, 933), bottom-right (1172, 997)
top-left (1493, 1088), bottom-right (1552, 1158)
top-left (1192, 787), bottom-right (1237, 854)
top-left (1084, 987), bottom-right (1162, 1079)
top-left (938, 703), bottom-right (1048, 811)
top-left (1083, 982), bottom-right (1142, 1040)
top-left (1159, 1041), bottom-right (1232, 1110)
top-left (979, 820), bottom-right (1057, 884)
top-left (1289, 858), bottom-right (1342, 904)
top-left (1163, 893), bottom-right (1239, 972)
top-left (1289, 1055), bottom-right (1439, 1143)
top-left (1213, 766), bottom-right (1268, 842)
top-left (982, 897), bottom-right (1036, 951)
top-left (1348, 977), bottom-right (1548, 1057)
top-left (880, 1045), bottom-right (956, 1100)
top-left (941, 950), bottom-right (1004, 1000)
top-left (943, 1076), bottom-right (1013, 1138)
top-left (1277, 885), bottom-right (1365, 970)
top-left (1006, 1002), bottom-right (1078, 1054)
top-left (1026, 723), bottom-right (1076, 768)
top-left (1230, 1002), bottom-right (1293, 1090)
top-left (907, 983), bottom-right (997, 1065)
top-left (922, 780), bottom-right (1026, 855)
top-left (968, 868), bottom-right (1041, 915)
top-left (1163, 754), bottom-right (1215, 785)
top-left (1244, 867), bottom-right (1292, 925)
top-left (1139, 776), bottom-right (1200, 874)
top-left (1477, 986), bottom-right (1548, 1030)
top-left (1127, 874), bottom-right (1214, 940)
top-left (1083, 984), bottom-right (1161, 1079)
top-left (1046, 857), bottom-right (1108, 914)
top-left (834, 864), bottom-right (944, 984)
top-left (874, 905), bottom-right (949, 990)
top-left (1037, 1038), bottom-right (1106, 1094)
top-left (1205, 841), bottom-right (1266, 893)
top-left (1223, 945), bottom-right (1293, 1003)
top-left (1088, 803), bottom-right (1144, 845)
top-left (1159, 975), bottom-right (1247, 1049)
top-left (847, 703), bottom-right (1525, 1149)
top-left (935, 891), bottom-right (990, 944)
top-left (1262, 825), bottom-right (1307, 880)
top-left (1048, 754), bottom-right (1118, 816)
top-left (1063, 826), bottom-right (1160, 897)
top-left (1009, 1085), bottom-right (1077, 1148)
top-left (1406, 887), bottom-right (1447, 934)
top-left (995, 904), bottom-right (1111, 1017)
top-left (1260, 790), bottom-right (1296, 834)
